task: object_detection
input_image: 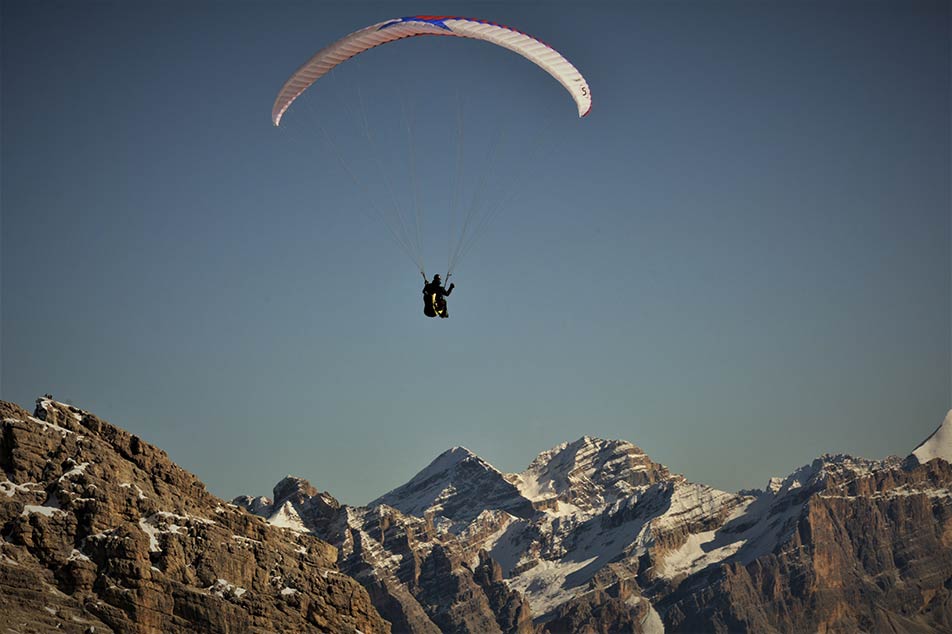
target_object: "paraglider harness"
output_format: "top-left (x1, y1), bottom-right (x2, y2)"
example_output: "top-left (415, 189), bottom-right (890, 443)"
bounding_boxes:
top-left (422, 273), bottom-right (454, 319)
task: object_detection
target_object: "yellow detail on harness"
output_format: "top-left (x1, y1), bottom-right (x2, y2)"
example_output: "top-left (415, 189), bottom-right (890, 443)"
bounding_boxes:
top-left (431, 293), bottom-right (445, 317)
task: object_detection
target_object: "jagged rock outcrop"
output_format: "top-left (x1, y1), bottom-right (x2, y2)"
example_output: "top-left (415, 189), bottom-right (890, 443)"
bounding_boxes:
top-left (472, 549), bottom-right (534, 634)
top-left (540, 580), bottom-right (650, 634)
top-left (413, 543), bottom-right (505, 633)
top-left (0, 398), bottom-right (389, 634)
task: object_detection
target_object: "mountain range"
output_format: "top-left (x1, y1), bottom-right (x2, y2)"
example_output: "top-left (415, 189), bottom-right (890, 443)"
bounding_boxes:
top-left (2, 396), bottom-right (951, 633)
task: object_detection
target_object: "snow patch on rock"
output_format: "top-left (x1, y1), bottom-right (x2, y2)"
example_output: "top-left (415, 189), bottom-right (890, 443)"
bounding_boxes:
top-left (268, 501), bottom-right (309, 533)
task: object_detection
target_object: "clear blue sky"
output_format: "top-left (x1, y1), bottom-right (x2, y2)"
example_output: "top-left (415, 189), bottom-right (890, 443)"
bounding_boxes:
top-left (2, 1), bottom-right (949, 505)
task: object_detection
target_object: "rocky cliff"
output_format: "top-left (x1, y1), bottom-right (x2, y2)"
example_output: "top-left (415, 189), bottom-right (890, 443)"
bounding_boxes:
top-left (659, 454), bottom-right (952, 632)
top-left (0, 397), bottom-right (389, 634)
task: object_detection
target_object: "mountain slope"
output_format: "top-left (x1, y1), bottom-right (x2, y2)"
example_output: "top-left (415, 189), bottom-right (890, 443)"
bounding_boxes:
top-left (0, 398), bottom-right (389, 634)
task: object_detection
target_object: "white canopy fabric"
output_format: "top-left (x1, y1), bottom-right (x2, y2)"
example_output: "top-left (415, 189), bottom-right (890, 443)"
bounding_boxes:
top-left (272, 15), bottom-right (592, 125)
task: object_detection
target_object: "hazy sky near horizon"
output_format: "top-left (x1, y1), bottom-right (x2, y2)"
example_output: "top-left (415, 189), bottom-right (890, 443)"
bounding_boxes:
top-left (2, 1), bottom-right (949, 505)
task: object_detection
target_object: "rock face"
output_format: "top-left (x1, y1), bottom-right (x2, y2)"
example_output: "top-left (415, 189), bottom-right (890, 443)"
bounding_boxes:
top-left (0, 398), bottom-right (389, 634)
top-left (660, 454), bottom-right (952, 633)
top-left (240, 414), bottom-right (952, 634)
top-left (540, 580), bottom-right (651, 634)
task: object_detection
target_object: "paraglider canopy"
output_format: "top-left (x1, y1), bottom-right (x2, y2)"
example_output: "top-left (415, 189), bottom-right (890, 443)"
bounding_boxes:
top-left (272, 15), bottom-right (592, 126)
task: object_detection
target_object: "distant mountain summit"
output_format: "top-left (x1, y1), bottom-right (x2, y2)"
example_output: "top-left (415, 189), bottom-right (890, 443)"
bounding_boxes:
top-left (509, 435), bottom-right (673, 515)
top-left (371, 446), bottom-right (535, 523)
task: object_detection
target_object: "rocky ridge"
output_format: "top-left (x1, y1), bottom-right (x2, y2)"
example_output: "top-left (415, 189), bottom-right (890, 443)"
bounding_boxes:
top-left (0, 398), bottom-right (389, 634)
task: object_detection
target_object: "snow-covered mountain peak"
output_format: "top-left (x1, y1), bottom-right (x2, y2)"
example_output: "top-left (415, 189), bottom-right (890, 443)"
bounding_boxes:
top-left (523, 436), bottom-right (646, 474)
top-left (370, 445), bottom-right (534, 523)
top-left (912, 409), bottom-right (952, 465)
top-left (383, 446), bottom-right (493, 494)
top-left (513, 436), bottom-right (672, 514)
top-left (428, 445), bottom-right (483, 471)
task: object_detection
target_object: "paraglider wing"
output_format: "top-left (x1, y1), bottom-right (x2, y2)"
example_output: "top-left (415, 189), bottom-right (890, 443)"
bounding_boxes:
top-left (271, 15), bottom-right (592, 125)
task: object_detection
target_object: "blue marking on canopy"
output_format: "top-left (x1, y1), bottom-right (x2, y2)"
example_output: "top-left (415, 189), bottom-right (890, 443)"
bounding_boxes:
top-left (378, 16), bottom-right (453, 32)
